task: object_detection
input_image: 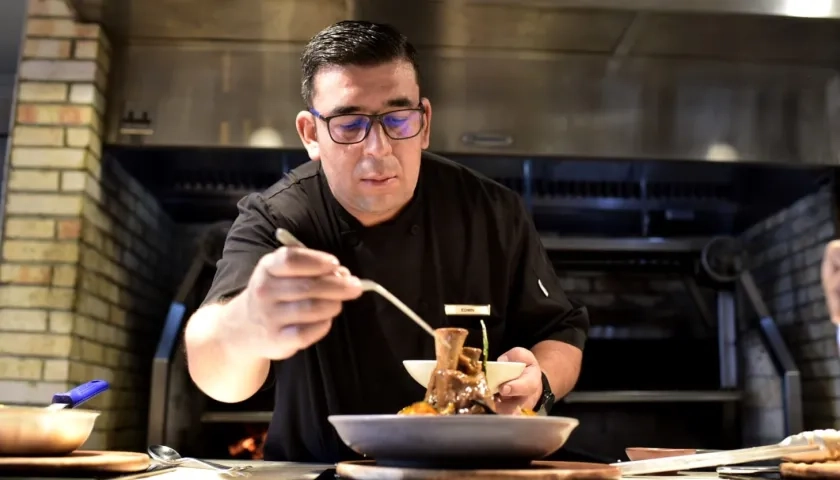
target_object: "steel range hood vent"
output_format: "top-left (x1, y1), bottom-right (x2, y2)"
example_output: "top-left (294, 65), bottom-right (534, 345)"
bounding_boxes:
top-left (59, 0), bottom-right (840, 165)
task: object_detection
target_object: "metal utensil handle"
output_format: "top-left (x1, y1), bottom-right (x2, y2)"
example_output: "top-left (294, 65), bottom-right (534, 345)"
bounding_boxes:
top-left (51, 379), bottom-right (110, 407)
top-left (179, 457), bottom-right (246, 472)
top-left (360, 280), bottom-right (440, 339)
top-left (275, 228), bottom-right (445, 345)
top-left (614, 443), bottom-right (822, 475)
top-left (275, 228), bottom-right (306, 248)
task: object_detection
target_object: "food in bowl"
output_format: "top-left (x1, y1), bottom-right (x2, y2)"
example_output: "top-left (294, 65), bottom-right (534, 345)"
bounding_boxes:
top-left (403, 360), bottom-right (525, 396)
top-left (398, 324), bottom-right (531, 416)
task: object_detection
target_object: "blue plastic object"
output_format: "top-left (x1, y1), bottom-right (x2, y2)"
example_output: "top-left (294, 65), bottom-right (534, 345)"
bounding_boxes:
top-left (51, 379), bottom-right (110, 408)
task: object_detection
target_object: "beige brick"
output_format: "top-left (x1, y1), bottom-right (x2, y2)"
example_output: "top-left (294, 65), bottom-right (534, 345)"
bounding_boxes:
top-left (48, 311), bottom-right (73, 333)
top-left (65, 127), bottom-right (100, 154)
top-left (84, 177), bottom-right (102, 202)
top-left (12, 126), bottom-right (64, 146)
top-left (57, 219), bottom-right (81, 240)
top-left (18, 60), bottom-right (97, 83)
top-left (79, 338), bottom-right (104, 363)
top-left (74, 313), bottom-right (94, 338)
top-left (23, 38), bottom-right (71, 59)
top-left (11, 147), bottom-right (86, 169)
top-left (73, 40), bottom-right (98, 59)
top-left (0, 332), bottom-right (72, 356)
top-left (59, 171), bottom-right (86, 191)
top-left (77, 293), bottom-right (108, 321)
top-left (17, 104), bottom-right (94, 126)
top-left (3, 240), bottom-right (79, 263)
top-left (0, 309), bottom-right (48, 331)
top-left (0, 286), bottom-right (74, 309)
top-left (0, 379), bottom-right (71, 405)
top-left (42, 359), bottom-right (69, 381)
top-left (8, 170), bottom-right (60, 191)
top-left (26, 19), bottom-right (99, 38)
top-left (17, 82), bottom-right (68, 102)
top-left (52, 265), bottom-right (76, 287)
top-left (28, 0), bottom-right (75, 18)
top-left (0, 264), bottom-right (52, 284)
top-left (5, 218), bottom-right (55, 239)
top-left (69, 83), bottom-right (106, 114)
top-left (0, 357), bottom-right (43, 380)
top-left (6, 193), bottom-right (83, 215)
top-left (84, 150), bottom-right (101, 179)
top-left (109, 306), bottom-right (126, 326)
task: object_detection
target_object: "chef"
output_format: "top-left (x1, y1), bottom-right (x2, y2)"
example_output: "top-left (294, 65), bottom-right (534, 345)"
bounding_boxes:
top-left (183, 20), bottom-right (589, 463)
top-left (823, 240), bottom-right (840, 325)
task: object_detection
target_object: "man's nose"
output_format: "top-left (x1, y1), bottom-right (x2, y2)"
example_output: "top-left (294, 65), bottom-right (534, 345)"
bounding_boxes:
top-left (363, 121), bottom-right (393, 158)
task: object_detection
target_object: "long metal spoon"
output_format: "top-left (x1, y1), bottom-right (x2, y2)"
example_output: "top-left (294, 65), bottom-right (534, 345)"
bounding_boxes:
top-left (275, 228), bottom-right (445, 345)
top-left (148, 445), bottom-right (249, 476)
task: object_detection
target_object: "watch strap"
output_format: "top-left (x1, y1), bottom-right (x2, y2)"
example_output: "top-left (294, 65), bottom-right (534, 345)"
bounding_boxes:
top-left (534, 371), bottom-right (555, 415)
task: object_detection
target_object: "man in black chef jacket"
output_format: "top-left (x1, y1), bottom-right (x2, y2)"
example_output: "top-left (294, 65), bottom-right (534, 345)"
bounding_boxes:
top-left (184, 20), bottom-right (589, 463)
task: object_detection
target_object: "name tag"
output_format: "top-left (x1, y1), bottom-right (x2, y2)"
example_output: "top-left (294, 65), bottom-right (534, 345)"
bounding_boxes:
top-left (444, 304), bottom-right (491, 316)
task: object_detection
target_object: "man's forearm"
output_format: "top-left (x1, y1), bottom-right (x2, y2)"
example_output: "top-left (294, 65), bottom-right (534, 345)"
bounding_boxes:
top-left (531, 340), bottom-right (583, 398)
top-left (184, 293), bottom-right (271, 403)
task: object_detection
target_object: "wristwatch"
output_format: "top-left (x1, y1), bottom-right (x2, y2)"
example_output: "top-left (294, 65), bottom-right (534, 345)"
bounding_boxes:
top-left (533, 371), bottom-right (555, 416)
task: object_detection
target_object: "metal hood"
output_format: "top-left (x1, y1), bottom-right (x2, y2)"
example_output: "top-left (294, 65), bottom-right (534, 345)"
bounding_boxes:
top-left (81, 0), bottom-right (840, 164)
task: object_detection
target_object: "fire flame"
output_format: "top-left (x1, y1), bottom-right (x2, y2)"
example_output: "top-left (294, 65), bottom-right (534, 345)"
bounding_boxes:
top-left (228, 428), bottom-right (268, 460)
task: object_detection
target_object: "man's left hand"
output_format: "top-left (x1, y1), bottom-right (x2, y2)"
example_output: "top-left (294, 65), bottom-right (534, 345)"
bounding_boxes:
top-left (495, 347), bottom-right (543, 414)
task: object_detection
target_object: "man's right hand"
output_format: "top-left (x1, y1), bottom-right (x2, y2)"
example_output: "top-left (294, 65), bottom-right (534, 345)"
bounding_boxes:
top-left (225, 246), bottom-right (364, 360)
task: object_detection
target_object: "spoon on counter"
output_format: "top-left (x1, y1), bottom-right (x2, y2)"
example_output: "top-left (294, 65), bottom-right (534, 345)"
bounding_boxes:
top-left (148, 445), bottom-right (250, 476)
top-left (275, 228), bottom-right (447, 346)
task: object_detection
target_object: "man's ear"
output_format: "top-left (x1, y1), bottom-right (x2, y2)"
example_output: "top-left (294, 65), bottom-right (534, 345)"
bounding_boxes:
top-left (420, 97), bottom-right (432, 150)
top-left (296, 110), bottom-right (320, 161)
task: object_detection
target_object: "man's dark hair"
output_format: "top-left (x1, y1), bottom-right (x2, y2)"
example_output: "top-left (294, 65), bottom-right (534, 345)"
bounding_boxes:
top-left (300, 20), bottom-right (420, 107)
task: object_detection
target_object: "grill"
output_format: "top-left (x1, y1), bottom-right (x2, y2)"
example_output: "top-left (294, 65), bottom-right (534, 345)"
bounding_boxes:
top-left (124, 147), bottom-right (823, 459)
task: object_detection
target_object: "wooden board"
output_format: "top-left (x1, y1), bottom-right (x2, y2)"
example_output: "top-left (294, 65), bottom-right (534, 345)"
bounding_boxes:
top-left (782, 461), bottom-right (840, 478)
top-left (336, 460), bottom-right (622, 480)
top-left (0, 450), bottom-right (151, 474)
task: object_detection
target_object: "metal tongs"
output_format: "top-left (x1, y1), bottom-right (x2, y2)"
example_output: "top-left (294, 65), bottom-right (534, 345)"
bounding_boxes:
top-left (613, 431), bottom-right (830, 476)
top-left (274, 228), bottom-right (446, 346)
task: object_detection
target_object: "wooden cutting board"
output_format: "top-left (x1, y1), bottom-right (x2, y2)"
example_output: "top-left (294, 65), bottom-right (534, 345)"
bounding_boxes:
top-left (782, 461), bottom-right (840, 478)
top-left (336, 460), bottom-right (622, 480)
top-left (0, 450), bottom-right (151, 474)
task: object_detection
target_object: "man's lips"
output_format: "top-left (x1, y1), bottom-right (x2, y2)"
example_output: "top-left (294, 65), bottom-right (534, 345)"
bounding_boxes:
top-left (361, 176), bottom-right (397, 183)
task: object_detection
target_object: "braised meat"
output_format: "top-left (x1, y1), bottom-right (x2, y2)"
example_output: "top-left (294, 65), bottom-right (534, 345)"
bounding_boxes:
top-left (400, 327), bottom-right (497, 415)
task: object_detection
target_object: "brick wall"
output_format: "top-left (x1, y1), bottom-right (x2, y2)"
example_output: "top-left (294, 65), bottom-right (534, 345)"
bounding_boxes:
top-left (0, 0), bottom-right (177, 450)
top-left (738, 185), bottom-right (838, 446)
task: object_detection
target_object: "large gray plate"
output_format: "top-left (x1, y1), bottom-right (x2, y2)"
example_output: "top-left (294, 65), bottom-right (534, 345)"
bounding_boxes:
top-left (328, 414), bottom-right (580, 468)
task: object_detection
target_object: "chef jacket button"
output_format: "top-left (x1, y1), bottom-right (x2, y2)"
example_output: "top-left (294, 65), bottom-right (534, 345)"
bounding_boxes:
top-left (410, 224), bottom-right (420, 235)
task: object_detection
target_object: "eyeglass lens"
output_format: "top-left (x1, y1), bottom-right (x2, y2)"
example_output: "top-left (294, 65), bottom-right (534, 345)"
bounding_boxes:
top-left (328, 109), bottom-right (423, 144)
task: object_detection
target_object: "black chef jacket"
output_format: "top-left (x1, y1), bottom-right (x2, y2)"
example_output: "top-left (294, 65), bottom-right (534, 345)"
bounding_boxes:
top-left (201, 151), bottom-right (589, 463)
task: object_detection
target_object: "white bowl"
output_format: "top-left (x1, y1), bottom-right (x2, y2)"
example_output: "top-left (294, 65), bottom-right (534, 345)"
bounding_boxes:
top-left (403, 360), bottom-right (526, 394)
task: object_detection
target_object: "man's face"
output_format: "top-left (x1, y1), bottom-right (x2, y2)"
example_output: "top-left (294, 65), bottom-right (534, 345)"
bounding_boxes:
top-left (295, 60), bottom-right (432, 226)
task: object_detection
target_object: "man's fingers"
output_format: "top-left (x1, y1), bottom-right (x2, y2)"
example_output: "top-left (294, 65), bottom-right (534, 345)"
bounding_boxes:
top-left (277, 319), bottom-right (333, 350)
top-left (497, 347), bottom-right (537, 366)
top-left (261, 247), bottom-right (341, 277)
top-left (336, 266), bottom-right (351, 277)
top-left (498, 377), bottom-right (532, 397)
top-left (270, 298), bottom-right (344, 324)
top-left (255, 274), bottom-right (363, 302)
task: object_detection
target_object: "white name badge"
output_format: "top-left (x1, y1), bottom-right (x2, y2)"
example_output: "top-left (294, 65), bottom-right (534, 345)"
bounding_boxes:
top-left (444, 304), bottom-right (491, 316)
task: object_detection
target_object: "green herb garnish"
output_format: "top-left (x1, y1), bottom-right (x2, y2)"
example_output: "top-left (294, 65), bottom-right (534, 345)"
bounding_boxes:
top-left (480, 319), bottom-right (489, 374)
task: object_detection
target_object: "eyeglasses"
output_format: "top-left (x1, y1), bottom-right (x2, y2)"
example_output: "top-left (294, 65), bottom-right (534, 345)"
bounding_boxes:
top-left (310, 104), bottom-right (426, 145)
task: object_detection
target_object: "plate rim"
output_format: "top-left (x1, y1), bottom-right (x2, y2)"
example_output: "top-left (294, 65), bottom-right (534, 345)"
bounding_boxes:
top-left (328, 413), bottom-right (580, 426)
